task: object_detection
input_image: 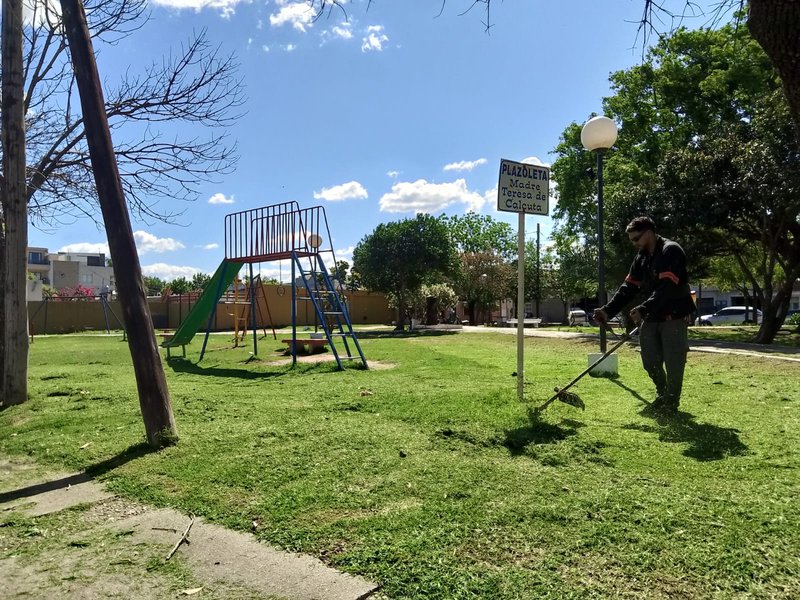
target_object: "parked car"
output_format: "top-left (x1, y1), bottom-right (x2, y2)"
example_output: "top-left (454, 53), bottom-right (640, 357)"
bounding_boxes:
top-left (696, 306), bottom-right (762, 326)
top-left (568, 308), bottom-right (589, 326)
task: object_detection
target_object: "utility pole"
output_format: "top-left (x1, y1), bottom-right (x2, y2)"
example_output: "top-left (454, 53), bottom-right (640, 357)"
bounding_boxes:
top-left (535, 223), bottom-right (541, 318)
top-left (59, 0), bottom-right (177, 446)
top-left (1, 0), bottom-right (29, 406)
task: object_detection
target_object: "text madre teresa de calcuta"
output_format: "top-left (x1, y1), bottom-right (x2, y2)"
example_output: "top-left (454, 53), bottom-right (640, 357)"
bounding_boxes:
top-left (497, 159), bottom-right (549, 216)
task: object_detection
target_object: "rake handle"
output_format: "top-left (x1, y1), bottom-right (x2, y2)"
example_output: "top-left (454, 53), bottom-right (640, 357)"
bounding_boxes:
top-left (535, 326), bottom-right (639, 412)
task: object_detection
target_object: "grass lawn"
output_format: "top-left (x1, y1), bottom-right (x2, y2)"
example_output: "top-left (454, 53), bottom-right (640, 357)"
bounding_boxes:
top-left (2, 331), bottom-right (800, 598)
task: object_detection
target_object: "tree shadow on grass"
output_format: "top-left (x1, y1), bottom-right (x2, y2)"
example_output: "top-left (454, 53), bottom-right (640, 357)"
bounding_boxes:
top-left (166, 357), bottom-right (289, 379)
top-left (0, 443), bottom-right (153, 504)
top-left (502, 410), bottom-right (584, 456)
top-left (356, 329), bottom-right (461, 339)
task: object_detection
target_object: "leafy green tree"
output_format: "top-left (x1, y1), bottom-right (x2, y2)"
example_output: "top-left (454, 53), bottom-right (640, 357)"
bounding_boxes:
top-left (167, 276), bottom-right (191, 295)
top-left (191, 272), bottom-right (212, 291)
top-left (535, 241), bottom-right (598, 322)
top-left (332, 260), bottom-right (350, 285)
top-left (438, 213), bottom-right (517, 261)
top-left (143, 276), bottom-right (165, 296)
top-left (345, 269), bottom-right (363, 291)
top-left (455, 251), bottom-right (515, 325)
top-left (396, 283), bottom-right (458, 325)
top-left (353, 215), bottom-right (457, 330)
top-left (552, 22), bottom-right (800, 342)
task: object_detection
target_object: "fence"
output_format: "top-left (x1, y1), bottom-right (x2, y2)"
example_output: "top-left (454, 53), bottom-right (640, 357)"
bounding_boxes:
top-left (27, 285), bottom-right (394, 334)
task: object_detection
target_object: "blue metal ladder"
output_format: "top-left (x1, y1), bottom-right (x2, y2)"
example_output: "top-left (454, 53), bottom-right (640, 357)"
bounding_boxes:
top-left (290, 252), bottom-right (368, 370)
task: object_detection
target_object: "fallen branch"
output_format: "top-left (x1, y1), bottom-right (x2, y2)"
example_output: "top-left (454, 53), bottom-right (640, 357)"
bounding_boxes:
top-left (165, 515), bottom-right (195, 561)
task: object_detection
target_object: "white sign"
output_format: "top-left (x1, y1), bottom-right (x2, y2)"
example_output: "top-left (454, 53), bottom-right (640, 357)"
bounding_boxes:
top-left (497, 159), bottom-right (550, 216)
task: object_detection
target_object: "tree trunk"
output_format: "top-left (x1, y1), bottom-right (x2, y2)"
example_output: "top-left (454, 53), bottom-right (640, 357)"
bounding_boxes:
top-left (749, 0), bottom-right (800, 132)
top-left (1, 0), bottom-right (29, 407)
top-left (754, 280), bottom-right (793, 344)
top-left (59, 0), bottom-right (177, 446)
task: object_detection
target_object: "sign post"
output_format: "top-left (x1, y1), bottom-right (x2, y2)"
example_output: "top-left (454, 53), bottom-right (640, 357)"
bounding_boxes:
top-left (497, 159), bottom-right (550, 400)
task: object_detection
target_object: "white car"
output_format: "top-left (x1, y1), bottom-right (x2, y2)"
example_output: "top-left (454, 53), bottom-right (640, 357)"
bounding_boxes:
top-left (568, 309), bottom-right (589, 326)
top-left (696, 306), bottom-right (762, 326)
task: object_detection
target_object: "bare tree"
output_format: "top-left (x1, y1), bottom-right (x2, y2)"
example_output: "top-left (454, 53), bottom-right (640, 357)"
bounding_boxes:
top-left (0, 0), bottom-right (242, 407)
top-left (15, 0), bottom-right (243, 226)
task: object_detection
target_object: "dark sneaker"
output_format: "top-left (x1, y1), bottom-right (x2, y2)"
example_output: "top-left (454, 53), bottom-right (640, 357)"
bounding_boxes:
top-left (656, 402), bottom-right (679, 416)
top-left (643, 396), bottom-right (667, 414)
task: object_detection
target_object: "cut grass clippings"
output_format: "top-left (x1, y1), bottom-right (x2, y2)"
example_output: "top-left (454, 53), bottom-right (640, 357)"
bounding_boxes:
top-left (2, 331), bottom-right (799, 598)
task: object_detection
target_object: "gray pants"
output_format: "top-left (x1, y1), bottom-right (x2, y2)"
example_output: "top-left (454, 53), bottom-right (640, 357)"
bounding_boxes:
top-left (640, 319), bottom-right (688, 405)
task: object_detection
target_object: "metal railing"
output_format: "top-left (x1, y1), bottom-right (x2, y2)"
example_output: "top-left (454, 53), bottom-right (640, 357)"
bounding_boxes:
top-left (224, 202), bottom-right (334, 263)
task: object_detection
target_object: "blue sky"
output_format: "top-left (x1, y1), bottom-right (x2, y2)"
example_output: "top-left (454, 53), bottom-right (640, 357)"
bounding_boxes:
top-left (28, 0), bottom-right (705, 283)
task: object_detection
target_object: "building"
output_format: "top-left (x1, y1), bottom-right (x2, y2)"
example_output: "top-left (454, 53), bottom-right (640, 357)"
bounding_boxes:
top-left (26, 247), bottom-right (116, 298)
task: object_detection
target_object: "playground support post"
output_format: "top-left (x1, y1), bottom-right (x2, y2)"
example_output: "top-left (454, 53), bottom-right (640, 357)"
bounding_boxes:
top-left (249, 263), bottom-right (258, 357)
top-left (60, 0), bottom-right (177, 447)
top-left (290, 253), bottom-right (297, 367)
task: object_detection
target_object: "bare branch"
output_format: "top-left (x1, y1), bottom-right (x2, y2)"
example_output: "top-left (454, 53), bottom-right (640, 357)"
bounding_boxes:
top-left (2, 0), bottom-right (243, 228)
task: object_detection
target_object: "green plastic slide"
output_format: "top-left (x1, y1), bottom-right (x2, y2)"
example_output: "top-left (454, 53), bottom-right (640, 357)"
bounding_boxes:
top-left (162, 259), bottom-right (243, 348)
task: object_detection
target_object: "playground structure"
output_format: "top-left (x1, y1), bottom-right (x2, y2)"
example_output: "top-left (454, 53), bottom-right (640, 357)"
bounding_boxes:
top-left (161, 202), bottom-right (368, 370)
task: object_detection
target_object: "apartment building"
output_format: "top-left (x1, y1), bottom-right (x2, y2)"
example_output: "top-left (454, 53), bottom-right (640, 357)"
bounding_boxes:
top-left (26, 247), bottom-right (115, 297)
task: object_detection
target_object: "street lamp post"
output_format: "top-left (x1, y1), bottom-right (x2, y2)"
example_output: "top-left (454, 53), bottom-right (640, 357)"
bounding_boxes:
top-left (581, 116), bottom-right (618, 353)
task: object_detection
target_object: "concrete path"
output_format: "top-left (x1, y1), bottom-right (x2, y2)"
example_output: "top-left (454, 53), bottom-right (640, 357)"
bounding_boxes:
top-left (459, 325), bottom-right (800, 362)
top-left (0, 461), bottom-right (380, 600)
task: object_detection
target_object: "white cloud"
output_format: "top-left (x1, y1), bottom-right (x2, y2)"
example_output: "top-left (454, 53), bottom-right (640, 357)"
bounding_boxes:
top-left (387, 170), bottom-right (400, 179)
top-left (141, 263), bottom-right (203, 281)
top-left (208, 192), bottom-right (235, 205)
top-left (361, 25), bottom-right (388, 52)
top-left (269, 1), bottom-right (315, 32)
top-left (521, 156), bottom-right (550, 167)
top-left (443, 158), bottom-right (488, 172)
top-left (262, 45), bottom-right (271, 53)
top-left (59, 242), bottom-right (110, 255)
top-left (202, 243), bottom-right (220, 250)
top-left (133, 231), bottom-right (185, 254)
top-left (313, 181), bottom-right (368, 202)
top-left (151, 0), bottom-right (249, 19)
top-left (23, 1), bottom-right (61, 28)
top-left (284, 43), bottom-right (298, 52)
top-left (379, 179), bottom-right (487, 214)
top-left (336, 246), bottom-right (355, 261)
top-left (58, 231), bottom-right (184, 258)
top-left (330, 23), bottom-right (353, 39)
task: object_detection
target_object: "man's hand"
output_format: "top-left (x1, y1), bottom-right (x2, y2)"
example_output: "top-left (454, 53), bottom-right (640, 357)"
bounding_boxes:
top-left (630, 309), bottom-right (643, 325)
top-left (593, 308), bottom-right (608, 324)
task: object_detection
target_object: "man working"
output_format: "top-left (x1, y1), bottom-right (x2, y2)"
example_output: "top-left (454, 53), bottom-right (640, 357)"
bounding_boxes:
top-left (593, 217), bottom-right (695, 415)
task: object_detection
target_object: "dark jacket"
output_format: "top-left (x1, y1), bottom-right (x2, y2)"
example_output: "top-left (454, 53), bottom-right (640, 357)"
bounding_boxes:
top-left (602, 235), bottom-right (695, 322)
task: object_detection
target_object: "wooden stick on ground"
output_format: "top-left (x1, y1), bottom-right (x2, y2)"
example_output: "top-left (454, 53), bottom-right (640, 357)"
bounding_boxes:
top-left (166, 516), bottom-right (195, 561)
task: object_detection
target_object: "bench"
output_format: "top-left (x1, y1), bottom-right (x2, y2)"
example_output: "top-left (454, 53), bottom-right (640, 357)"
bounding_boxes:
top-left (505, 318), bottom-right (542, 328)
top-left (282, 338), bottom-right (328, 354)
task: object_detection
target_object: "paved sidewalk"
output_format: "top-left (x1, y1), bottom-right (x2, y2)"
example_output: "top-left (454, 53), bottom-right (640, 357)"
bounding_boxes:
top-left (1, 459), bottom-right (380, 600)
